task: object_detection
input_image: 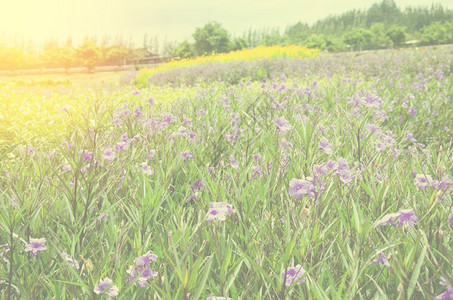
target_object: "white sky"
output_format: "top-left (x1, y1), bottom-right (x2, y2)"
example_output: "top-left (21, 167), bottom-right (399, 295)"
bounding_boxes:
top-left (0, 0), bottom-right (451, 48)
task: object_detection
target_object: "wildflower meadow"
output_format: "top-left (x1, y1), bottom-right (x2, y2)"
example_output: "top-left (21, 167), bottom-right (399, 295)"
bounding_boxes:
top-left (1, 45), bottom-right (453, 299)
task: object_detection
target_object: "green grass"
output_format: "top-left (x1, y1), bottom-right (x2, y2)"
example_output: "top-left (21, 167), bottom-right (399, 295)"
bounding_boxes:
top-left (0, 47), bottom-right (452, 299)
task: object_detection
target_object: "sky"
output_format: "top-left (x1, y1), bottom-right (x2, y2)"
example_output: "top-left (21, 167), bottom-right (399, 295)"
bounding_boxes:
top-left (1, 0), bottom-right (452, 49)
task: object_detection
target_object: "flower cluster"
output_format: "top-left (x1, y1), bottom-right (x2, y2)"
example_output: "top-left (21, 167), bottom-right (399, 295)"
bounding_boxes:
top-left (126, 251), bottom-right (158, 287)
top-left (289, 158), bottom-right (357, 199)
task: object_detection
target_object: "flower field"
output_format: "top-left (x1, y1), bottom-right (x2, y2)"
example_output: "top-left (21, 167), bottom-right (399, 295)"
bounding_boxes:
top-left (135, 45), bottom-right (319, 87)
top-left (1, 45), bottom-right (453, 299)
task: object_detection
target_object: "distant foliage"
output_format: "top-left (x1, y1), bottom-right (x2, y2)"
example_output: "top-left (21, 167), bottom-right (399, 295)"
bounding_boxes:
top-left (0, 0), bottom-right (451, 72)
top-left (283, 0), bottom-right (453, 51)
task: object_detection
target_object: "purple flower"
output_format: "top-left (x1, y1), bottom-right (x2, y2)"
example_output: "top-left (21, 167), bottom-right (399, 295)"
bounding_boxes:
top-left (414, 174), bottom-right (433, 190)
top-left (365, 123), bottom-right (383, 135)
top-left (182, 115), bottom-right (192, 127)
top-left (26, 146), bottom-right (34, 154)
top-left (78, 150), bottom-right (93, 162)
top-left (449, 213), bottom-right (453, 225)
top-left (127, 267), bottom-right (158, 287)
top-left (134, 107), bottom-right (142, 118)
top-left (102, 148), bottom-right (116, 162)
top-left (190, 179), bottom-right (205, 193)
top-left (289, 178), bottom-right (317, 199)
top-left (397, 209), bottom-right (418, 225)
top-left (94, 277), bottom-right (119, 297)
top-left (186, 194), bottom-right (198, 203)
top-left (325, 160), bottom-right (338, 171)
top-left (61, 163), bottom-right (72, 172)
top-left (434, 277), bottom-right (453, 300)
top-left (62, 252), bottom-right (80, 269)
top-left (318, 137), bottom-right (333, 154)
top-left (406, 131), bottom-right (416, 143)
top-left (148, 97), bottom-right (154, 105)
top-left (279, 138), bottom-right (293, 152)
top-left (230, 156), bottom-right (239, 171)
top-left (436, 176), bottom-right (453, 193)
top-left (282, 265), bottom-right (306, 286)
top-left (363, 93), bottom-right (383, 108)
top-left (181, 151), bottom-right (194, 160)
top-left (250, 166), bottom-right (263, 180)
top-left (230, 113), bottom-right (240, 125)
top-left (372, 252), bottom-right (390, 267)
top-left (25, 238), bottom-right (47, 256)
top-left (313, 164), bottom-right (328, 176)
top-left (135, 251), bottom-right (157, 266)
top-left (252, 153), bottom-right (261, 162)
top-left (273, 117), bottom-right (291, 134)
top-left (146, 150), bottom-right (156, 160)
top-left (375, 209), bottom-right (418, 227)
top-left (376, 172), bottom-right (383, 183)
top-left (409, 106), bottom-right (417, 118)
top-left (206, 202), bottom-right (234, 222)
top-left (164, 113), bottom-right (177, 123)
top-left (127, 251), bottom-right (158, 287)
top-left (140, 162), bottom-right (153, 175)
top-left (115, 141), bottom-right (130, 151)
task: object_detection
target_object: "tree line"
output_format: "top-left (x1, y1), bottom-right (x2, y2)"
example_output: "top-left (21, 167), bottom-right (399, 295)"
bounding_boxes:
top-left (174, 0), bottom-right (453, 57)
top-left (1, 0), bottom-right (452, 72)
top-left (0, 35), bottom-right (170, 72)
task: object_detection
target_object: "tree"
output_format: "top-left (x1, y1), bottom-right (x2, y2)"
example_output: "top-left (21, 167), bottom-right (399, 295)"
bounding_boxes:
top-left (40, 46), bottom-right (76, 72)
top-left (369, 23), bottom-right (392, 49)
top-left (343, 28), bottom-right (373, 51)
top-left (231, 37), bottom-right (248, 51)
top-left (193, 22), bottom-right (231, 56)
top-left (366, 0), bottom-right (402, 27)
top-left (162, 39), bottom-right (176, 56)
top-left (386, 25), bottom-right (407, 48)
top-left (0, 47), bottom-right (27, 71)
top-left (106, 45), bottom-right (130, 68)
top-left (260, 31), bottom-right (287, 46)
top-left (58, 47), bottom-right (76, 73)
top-left (77, 40), bottom-right (102, 73)
top-left (324, 36), bottom-right (347, 52)
top-left (421, 22), bottom-right (449, 45)
top-left (285, 22), bottom-right (310, 45)
top-left (172, 41), bottom-right (194, 58)
top-left (304, 34), bottom-right (327, 49)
